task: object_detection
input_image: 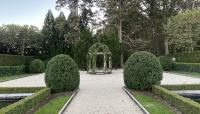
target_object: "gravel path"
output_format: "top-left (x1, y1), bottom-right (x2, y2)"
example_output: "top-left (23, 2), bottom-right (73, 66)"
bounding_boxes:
top-left (0, 70), bottom-right (200, 113)
top-left (161, 72), bottom-right (200, 85)
top-left (63, 70), bottom-right (144, 114)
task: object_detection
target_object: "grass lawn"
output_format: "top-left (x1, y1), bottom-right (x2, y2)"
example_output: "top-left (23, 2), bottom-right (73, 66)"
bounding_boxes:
top-left (34, 95), bottom-right (70, 114)
top-left (169, 71), bottom-right (200, 78)
top-left (0, 74), bottom-right (33, 82)
top-left (131, 91), bottom-right (175, 114)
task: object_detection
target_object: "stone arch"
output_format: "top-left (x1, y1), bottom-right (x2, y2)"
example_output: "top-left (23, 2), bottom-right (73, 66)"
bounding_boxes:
top-left (87, 43), bottom-right (112, 74)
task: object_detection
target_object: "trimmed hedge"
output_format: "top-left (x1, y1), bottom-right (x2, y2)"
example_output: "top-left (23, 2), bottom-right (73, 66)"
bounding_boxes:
top-left (158, 56), bottom-right (173, 71)
top-left (174, 62), bottom-right (200, 73)
top-left (161, 84), bottom-right (200, 90)
top-left (45, 54), bottom-right (80, 92)
top-left (0, 65), bottom-right (26, 77)
top-left (152, 85), bottom-right (200, 114)
top-left (0, 88), bottom-right (50, 114)
top-left (175, 51), bottom-right (200, 63)
top-left (0, 87), bottom-right (45, 94)
top-left (29, 59), bottom-right (45, 73)
top-left (0, 54), bottom-right (34, 66)
top-left (124, 51), bottom-right (163, 90)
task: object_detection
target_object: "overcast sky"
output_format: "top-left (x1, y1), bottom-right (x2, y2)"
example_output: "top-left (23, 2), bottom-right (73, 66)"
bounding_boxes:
top-left (0, 0), bottom-right (70, 29)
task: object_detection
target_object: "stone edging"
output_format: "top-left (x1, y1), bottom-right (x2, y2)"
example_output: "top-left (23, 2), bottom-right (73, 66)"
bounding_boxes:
top-left (58, 89), bottom-right (79, 114)
top-left (122, 86), bottom-right (150, 114)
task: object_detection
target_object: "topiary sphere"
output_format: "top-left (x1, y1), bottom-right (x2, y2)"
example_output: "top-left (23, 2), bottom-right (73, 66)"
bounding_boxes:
top-left (124, 51), bottom-right (163, 90)
top-left (29, 59), bottom-right (45, 73)
top-left (45, 54), bottom-right (80, 92)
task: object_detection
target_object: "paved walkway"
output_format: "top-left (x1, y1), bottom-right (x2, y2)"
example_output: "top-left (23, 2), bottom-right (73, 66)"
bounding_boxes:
top-left (64, 70), bottom-right (143, 114)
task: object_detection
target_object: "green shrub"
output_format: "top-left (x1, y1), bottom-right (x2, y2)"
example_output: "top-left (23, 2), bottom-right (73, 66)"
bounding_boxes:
top-left (45, 54), bottom-right (80, 92)
top-left (0, 87), bottom-right (45, 94)
top-left (152, 85), bottom-right (200, 114)
top-left (158, 56), bottom-right (173, 71)
top-left (161, 84), bottom-right (200, 90)
top-left (175, 51), bottom-right (200, 63)
top-left (0, 54), bottom-right (34, 66)
top-left (0, 65), bottom-right (26, 77)
top-left (124, 51), bottom-right (163, 90)
top-left (174, 62), bottom-right (200, 73)
top-left (0, 88), bottom-right (50, 114)
top-left (29, 59), bottom-right (45, 73)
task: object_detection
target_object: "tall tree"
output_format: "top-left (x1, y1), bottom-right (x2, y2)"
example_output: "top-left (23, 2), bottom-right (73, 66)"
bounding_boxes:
top-left (55, 12), bottom-right (68, 54)
top-left (42, 10), bottom-right (56, 57)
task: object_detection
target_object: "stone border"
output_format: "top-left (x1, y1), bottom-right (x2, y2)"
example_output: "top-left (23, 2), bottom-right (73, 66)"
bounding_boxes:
top-left (122, 87), bottom-right (150, 114)
top-left (58, 89), bottom-right (79, 114)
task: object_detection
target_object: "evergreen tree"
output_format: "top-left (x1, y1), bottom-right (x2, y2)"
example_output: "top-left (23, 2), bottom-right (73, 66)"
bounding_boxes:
top-left (42, 10), bottom-right (56, 57)
top-left (55, 12), bottom-right (68, 54)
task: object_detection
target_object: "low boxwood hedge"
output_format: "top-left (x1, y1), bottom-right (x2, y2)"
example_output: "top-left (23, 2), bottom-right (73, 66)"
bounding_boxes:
top-left (161, 84), bottom-right (200, 90)
top-left (174, 62), bottom-right (200, 73)
top-left (152, 85), bottom-right (200, 114)
top-left (0, 65), bottom-right (26, 77)
top-left (0, 88), bottom-right (50, 114)
top-left (0, 87), bottom-right (45, 94)
top-left (0, 54), bottom-right (34, 66)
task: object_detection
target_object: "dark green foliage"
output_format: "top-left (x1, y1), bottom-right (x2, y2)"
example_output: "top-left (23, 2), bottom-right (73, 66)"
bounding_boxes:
top-left (158, 56), bottom-right (173, 71)
top-left (29, 59), bottom-right (45, 73)
top-left (124, 51), bottom-right (163, 90)
top-left (0, 88), bottom-right (50, 114)
top-left (45, 54), bottom-right (80, 92)
top-left (0, 54), bottom-right (34, 66)
top-left (42, 10), bottom-right (57, 57)
top-left (174, 62), bottom-right (200, 73)
top-left (152, 85), bottom-right (200, 114)
top-left (0, 65), bottom-right (26, 77)
top-left (161, 84), bottom-right (200, 90)
top-left (73, 28), bottom-right (93, 70)
top-left (175, 51), bottom-right (200, 63)
top-left (98, 33), bottom-right (121, 68)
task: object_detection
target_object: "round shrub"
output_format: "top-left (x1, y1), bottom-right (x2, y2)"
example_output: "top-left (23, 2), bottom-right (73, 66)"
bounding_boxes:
top-left (158, 56), bottom-right (173, 71)
top-left (29, 59), bottom-right (45, 73)
top-left (45, 54), bottom-right (80, 92)
top-left (124, 51), bottom-right (163, 90)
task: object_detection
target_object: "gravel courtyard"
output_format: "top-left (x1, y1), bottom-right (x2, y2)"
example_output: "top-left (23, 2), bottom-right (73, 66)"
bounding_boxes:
top-left (0, 70), bottom-right (199, 114)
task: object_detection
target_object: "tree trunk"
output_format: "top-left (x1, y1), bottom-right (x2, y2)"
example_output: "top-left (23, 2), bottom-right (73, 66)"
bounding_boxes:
top-left (164, 38), bottom-right (169, 55)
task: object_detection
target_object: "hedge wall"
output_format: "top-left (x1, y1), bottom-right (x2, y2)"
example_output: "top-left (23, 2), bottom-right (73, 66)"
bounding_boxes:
top-left (161, 84), bottom-right (200, 90)
top-left (0, 65), bottom-right (26, 77)
top-left (0, 88), bottom-right (50, 114)
top-left (174, 62), bottom-right (200, 73)
top-left (152, 85), bottom-right (200, 114)
top-left (175, 51), bottom-right (200, 63)
top-left (0, 54), bottom-right (34, 66)
top-left (0, 87), bottom-right (45, 94)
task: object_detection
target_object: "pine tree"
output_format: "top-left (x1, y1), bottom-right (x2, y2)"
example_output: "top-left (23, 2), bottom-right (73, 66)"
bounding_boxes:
top-left (42, 10), bottom-right (56, 57)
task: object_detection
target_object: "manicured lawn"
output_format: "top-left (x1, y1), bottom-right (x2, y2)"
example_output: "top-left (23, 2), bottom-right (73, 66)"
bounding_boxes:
top-left (169, 71), bottom-right (200, 78)
top-left (132, 91), bottom-right (175, 114)
top-left (34, 95), bottom-right (70, 114)
top-left (0, 74), bottom-right (33, 82)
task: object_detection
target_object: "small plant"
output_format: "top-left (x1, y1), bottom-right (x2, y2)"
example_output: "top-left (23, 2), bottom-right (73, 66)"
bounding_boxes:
top-left (45, 54), bottom-right (80, 92)
top-left (124, 51), bottom-right (163, 90)
top-left (29, 59), bottom-right (45, 73)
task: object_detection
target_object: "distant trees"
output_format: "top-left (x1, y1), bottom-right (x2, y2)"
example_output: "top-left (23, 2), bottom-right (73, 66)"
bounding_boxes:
top-left (0, 24), bottom-right (44, 55)
top-left (165, 9), bottom-right (200, 53)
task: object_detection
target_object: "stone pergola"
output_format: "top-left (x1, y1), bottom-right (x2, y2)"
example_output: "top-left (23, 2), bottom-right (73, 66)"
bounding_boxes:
top-left (87, 43), bottom-right (112, 74)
